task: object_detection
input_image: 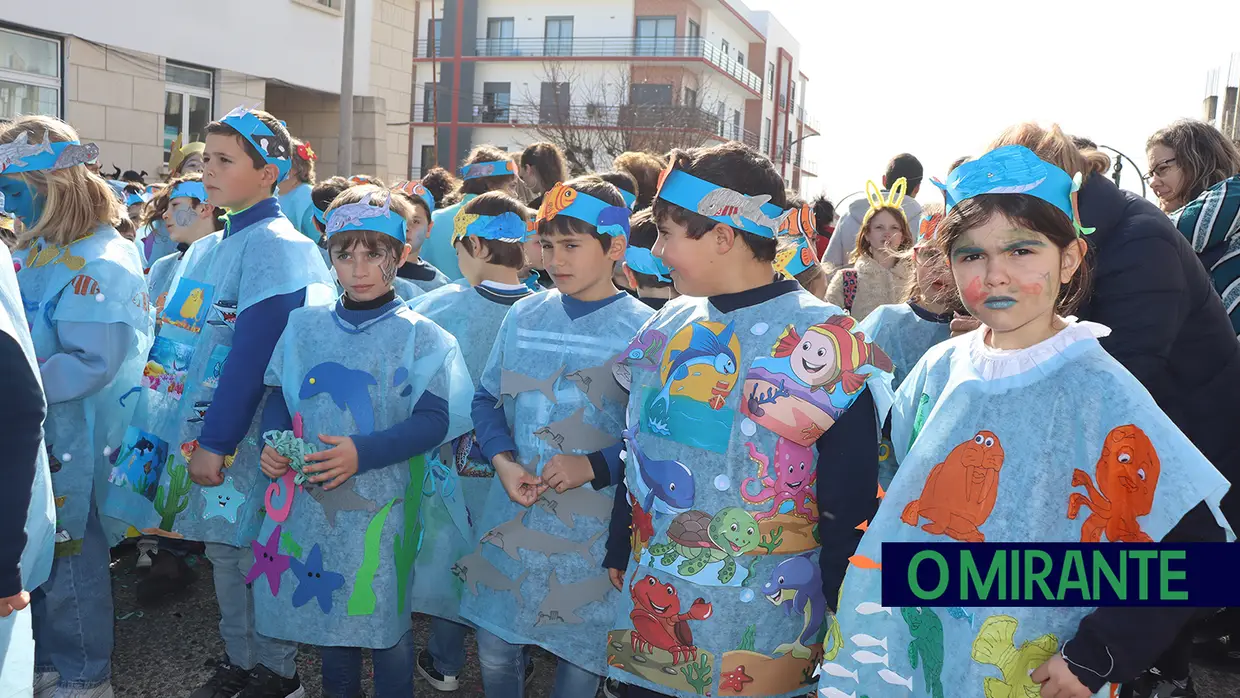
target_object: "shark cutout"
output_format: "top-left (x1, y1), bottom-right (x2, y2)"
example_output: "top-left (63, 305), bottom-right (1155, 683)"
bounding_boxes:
top-left (497, 366), bottom-right (564, 407)
top-left (452, 546), bottom-right (528, 604)
top-left (535, 486), bottom-right (612, 529)
top-left (534, 570), bottom-right (616, 625)
top-left (565, 359), bottom-right (627, 411)
top-left (481, 509), bottom-right (603, 564)
top-left (533, 408), bottom-right (619, 453)
top-left (306, 477), bottom-right (379, 526)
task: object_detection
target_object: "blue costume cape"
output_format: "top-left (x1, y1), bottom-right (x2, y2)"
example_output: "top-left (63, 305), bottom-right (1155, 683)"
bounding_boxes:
top-left (424, 195), bottom-right (476, 281)
top-left (100, 210), bottom-right (334, 546)
top-left (816, 323), bottom-right (1231, 698)
top-left (459, 291), bottom-right (652, 676)
top-left (252, 302), bottom-right (472, 648)
top-left (16, 225), bottom-right (152, 552)
top-left (278, 182), bottom-right (319, 241)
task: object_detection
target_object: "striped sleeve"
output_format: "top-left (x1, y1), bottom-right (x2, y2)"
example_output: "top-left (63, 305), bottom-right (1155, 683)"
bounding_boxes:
top-left (1172, 177), bottom-right (1240, 256)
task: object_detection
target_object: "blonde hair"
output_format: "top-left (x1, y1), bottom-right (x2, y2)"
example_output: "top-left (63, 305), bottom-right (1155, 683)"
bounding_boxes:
top-left (988, 123), bottom-right (1111, 180)
top-left (1, 116), bottom-right (122, 247)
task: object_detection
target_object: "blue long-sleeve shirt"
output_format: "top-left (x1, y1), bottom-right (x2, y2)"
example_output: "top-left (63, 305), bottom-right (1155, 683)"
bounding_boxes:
top-left (40, 321), bottom-right (131, 404)
top-left (259, 292), bottom-right (450, 471)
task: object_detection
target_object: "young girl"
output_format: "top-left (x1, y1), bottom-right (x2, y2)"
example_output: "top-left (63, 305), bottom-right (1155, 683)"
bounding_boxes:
top-left (857, 205), bottom-right (954, 487)
top-left (168, 133), bottom-right (206, 177)
top-left (254, 184), bottom-right (471, 698)
top-left (817, 145), bottom-right (1231, 698)
top-left (776, 196), bottom-right (828, 298)
top-left (825, 179), bottom-right (913, 320)
top-left (277, 138), bottom-right (320, 241)
top-left (147, 174), bottom-right (225, 324)
top-left (391, 179), bottom-right (451, 294)
top-left (520, 142), bottom-right (570, 210)
top-left (2, 115), bottom-right (152, 698)
top-left (136, 183), bottom-right (179, 269)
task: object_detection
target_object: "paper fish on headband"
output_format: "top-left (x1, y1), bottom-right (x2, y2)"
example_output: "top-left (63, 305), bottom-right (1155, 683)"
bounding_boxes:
top-left (916, 208), bottom-right (944, 247)
top-left (325, 191), bottom-right (407, 243)
top-left (775, 203), bottom-right (820, 278)
top-left (932, 144), bottom-right (1095, 236)
top-left (655, 166), bottom-right (793, 239)
top-left (536, 182), bottom-right (632, 239)
top-left (0, 131), bottom-right (100, 174)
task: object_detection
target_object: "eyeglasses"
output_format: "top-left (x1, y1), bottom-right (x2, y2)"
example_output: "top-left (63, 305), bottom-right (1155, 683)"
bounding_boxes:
top-left (1145, 158), bottom-right (1177, 181)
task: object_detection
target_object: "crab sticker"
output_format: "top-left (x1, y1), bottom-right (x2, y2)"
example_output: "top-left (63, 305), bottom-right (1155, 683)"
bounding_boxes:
top-left (608, 574), bottom-right (715, 695)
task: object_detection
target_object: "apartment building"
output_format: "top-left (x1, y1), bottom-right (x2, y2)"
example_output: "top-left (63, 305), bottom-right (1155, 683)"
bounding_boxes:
top-left (410, 0), bottom-right (818, 190)
top-left (1202, 54), bottom-right (1240, 141)
top-left (1, 0), bottom-right (420, 181)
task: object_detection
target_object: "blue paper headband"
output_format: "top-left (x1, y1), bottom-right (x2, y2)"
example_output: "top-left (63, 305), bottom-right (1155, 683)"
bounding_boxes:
top-left (453, 211), bottom-right (531, 246)
top-left (537, 183), bottom-right (632, 238)
top-left (0, 133), bottom-right (99, 174)
top-left (619, 188), bottom-right (637, 210)
top-left (169, 181), bottom-right (208, 202)
top-left (393, 180), bottom-right (436, 216)
top-left (313, 204), bottom-right (327, 226)
top-left (125, 192), bottom-right (147, 207)
top-left (934, 144), bottom-right (1094, 236)
top-left (460, 160), bottom-right (515, 180)
top-left (325, 191), bottom-right (407, 244)
top-left (775, 204), bottom-right (820, 278)
top-left (656, 168), bottom-right (792, 239)
top-left (625, 247), bottom-right (671, 282)
top-left (221, 106), bottom-right (291, 183)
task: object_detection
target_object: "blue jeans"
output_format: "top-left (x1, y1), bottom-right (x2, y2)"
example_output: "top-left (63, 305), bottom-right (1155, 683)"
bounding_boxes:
top-left (31, 504), bottom-right (112, 692)
top-left (204, 541), bottom-right (298, 678)
top-left (427, 617), bottom-right (468, 677)
top-left (321, 630), bottom-right (415, 698)
top-left (475, 628), bottom-right (599, 698)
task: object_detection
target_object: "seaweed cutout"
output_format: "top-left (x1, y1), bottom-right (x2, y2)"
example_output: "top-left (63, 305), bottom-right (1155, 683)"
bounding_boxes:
top-left (738, 624), bottom-right (757, 652)
top-left (393, 456), bottom-right (425, 614)
top-left (759, 525), bottom-right (784, 554)
top-left (262, 430), bottom-right (316, 486)
top-left (745, 380), bottom-right (790, 417)
top-left (681, 654), bottom-right (711, 695)
top-left (280, 531), bottom-right (303, 559)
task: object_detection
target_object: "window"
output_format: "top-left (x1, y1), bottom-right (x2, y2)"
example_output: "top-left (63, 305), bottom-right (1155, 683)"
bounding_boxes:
top-left (419, 145), bottom-right (436, 177)
top-left (315, 0), bottom-right (340, 8)
top-left (426, 19), bottom-right (442, 57)
top-left (630, 84), bottom-right (672, 106)
top-left (422, 83), bottom-right (436, 122)
top-left (486, 18), bottom-right (515, 56)
top-left (688, 20), bottom-right (700, 37)
top-left (687, 19), bottom-right (700, 51)
top-left (764, 117), bottom-right (772, 152)
top-left (767, 62), bottom-right (775, 100)
top-left (482, 82), bottom-right (511, 123)
top-left (545, 17), bottom-right (573, 57)
top-left (720, 39), bottom-right (730, 60)
top-left (0, 27), bottom-right (61, 119)
top-left (635, 17), bottom-right (676, 57)
top-left (737, 52), bottom-right (744, 67)
top-left (732, 110), bottom-right (742, 140)
top-left (684, 87), bottom-right (697, 109)
top-left (163, 62), bottom-right (213, 165)
top-left (539, 82), bottom-right (570, 124)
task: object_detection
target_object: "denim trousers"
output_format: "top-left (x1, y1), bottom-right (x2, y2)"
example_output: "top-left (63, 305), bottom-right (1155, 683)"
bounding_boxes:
top-left (426, 617), bottom-right (468, 677)
top-left (320, 630), bottom-right (416, 698)
top-left (475, 627), bottom-right (600, 698)
top-left (204, 541), bottom-right (298, 678)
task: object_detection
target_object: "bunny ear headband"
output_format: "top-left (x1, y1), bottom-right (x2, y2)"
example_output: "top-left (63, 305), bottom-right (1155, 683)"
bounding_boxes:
top-left (861, 177), bottom-right (909, 230)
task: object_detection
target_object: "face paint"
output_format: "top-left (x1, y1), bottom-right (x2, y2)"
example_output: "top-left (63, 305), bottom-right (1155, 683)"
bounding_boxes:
top-left (174, 208), bottom-right (197, 228)
top-left (0, 176), bottom-right (41, 227)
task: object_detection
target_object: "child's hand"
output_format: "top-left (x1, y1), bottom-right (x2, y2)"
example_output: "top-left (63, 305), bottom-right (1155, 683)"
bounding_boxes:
top-left (950, 313), bottom-right (981, 337)
top-left (188, 448), bottom-right (225, 487)
top-left (260, 445), bottom-right (291, 480)
top-left (542, 454), bottom-right (594, 493)
top-left (304, 435), bottom-right (359, 490)
top-left (1030, 653), bottom-right (1093, 698)
top-left (493, 454), bottom-right (545, 507)
top-left (608, 567), bottom-right (625, 591)
top-left (0, 590), bottom-right (30, 618)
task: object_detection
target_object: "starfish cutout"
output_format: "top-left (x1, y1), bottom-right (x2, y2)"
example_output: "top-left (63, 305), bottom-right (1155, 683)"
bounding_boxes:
top-left (245, 525), bottom-right (291, 596)
top-left (289, 543), bottom-right (345, 613)
top-left (200, 477), bottom-right (246, 523)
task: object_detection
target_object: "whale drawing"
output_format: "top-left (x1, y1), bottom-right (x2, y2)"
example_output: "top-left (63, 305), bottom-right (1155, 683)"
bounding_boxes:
top-left (300, 362), bottom-right (378, 435)
top-left (621, 425), bottom-right (695, 513)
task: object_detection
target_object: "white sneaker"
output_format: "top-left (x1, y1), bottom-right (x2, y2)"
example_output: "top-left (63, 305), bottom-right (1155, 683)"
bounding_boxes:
top-left (135, 538), bottom-right (157, 570)
top-left (33, 672), bottom-right (58, 698)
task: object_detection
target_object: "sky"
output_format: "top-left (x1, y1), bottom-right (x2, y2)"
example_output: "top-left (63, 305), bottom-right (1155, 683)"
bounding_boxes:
top-left (743, 0), bottom-right (1240, 209)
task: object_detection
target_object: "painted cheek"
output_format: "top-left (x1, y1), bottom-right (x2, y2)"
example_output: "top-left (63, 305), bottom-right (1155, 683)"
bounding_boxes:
top-left (962, 276), bottom-right (987, 307)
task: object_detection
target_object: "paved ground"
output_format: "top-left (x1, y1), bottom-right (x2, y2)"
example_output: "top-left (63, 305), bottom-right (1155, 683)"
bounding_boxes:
top-left (110, 550), bottom-right (1240, 697)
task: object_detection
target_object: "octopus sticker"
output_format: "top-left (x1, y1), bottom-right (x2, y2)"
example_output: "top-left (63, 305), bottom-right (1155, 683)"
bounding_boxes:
top-left (740, 316), bottom-right (892, 446)
top-left (639, 320), bottom-right (743, 453)
top-left (1068, 424), bottom-right (1160, 542)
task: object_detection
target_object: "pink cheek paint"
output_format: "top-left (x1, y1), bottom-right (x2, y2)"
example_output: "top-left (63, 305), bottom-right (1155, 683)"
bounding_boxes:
top-left (962, 276), bottom-right (988, 308)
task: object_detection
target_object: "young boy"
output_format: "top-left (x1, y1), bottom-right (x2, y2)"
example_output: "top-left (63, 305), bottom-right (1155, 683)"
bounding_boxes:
top-left (605, 143), bottom-right (885, 698)
top-left (621, 209), bottom-right (676, 311)
top-left (254, 184), bottom-right (472, 697)
top-left (101, 106), bottom-right (334, 698)
top-left (426, 146), bottom-right (518, 281)
top-left (406, 191), bottom-right (537, 692)
top-left (392, 180), bottom-right (451, 294)
top-left (462, 177), bottom-right (653, 696)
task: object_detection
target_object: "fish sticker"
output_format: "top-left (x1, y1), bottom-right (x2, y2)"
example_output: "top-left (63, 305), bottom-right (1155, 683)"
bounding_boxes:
top-left (306, 477), bottom-right (379, 526)
top-left (948, 606), bottom-right (975, 627)
top-left (325, 191), bottom-right (394, 234)
top-left (850, 650), bottom-right (888, 666)
top-left (50, 142), bottom-right (99, 170)
top-left (850, 634), bottom-right (887, 651)
top-left (855, 601), bottom-right (891, 616)
top-left (695, 187), bottom-right (792, 233)
top-left (622, 425), bottom-right (695, 514)
top-left (818, 688), bottom-right (857, 698)
top-left (70, 274), bottom-right (100, 296)
top-left (0, 131), bottom-right (54, 171)
top-left (187, 400), bottom-right (211, 423)
top-left (207, 300), bottom-right (238, 330)
top-left (497, 366), bottom-right (563, 406)
top-left (452, 546), bottom-right (528, 603)
top-left (619, 329), bottom-right (667, 372)
top-left (848, 554), bottom-right (881, 570)
top-left (533, 407), bottom-right (619, 453)
top-left (877, 668), bottom-right (914, 690)
top-left (565, 359), bottom-right (627, 411)
top-left (300, 361), bottom-right (379, 436)
top-left (818, 662), bottom-right (859, 682)
top-left (535, 486), bottom-right (611, 528)
top-left (651, 320), bottom-right (738, 415)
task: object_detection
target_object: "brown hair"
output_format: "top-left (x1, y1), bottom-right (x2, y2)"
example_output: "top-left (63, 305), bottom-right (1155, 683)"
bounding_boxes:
top-left (652, 143), bottom-right (785, 263)
top-left (1, 115), bottom-right (122, 247)
top-left (289, 137), bottom-right (317, 185)
top-left (538, 175), bottom-right (625, 251)
top-left (324, 185), bottom-right (410, 258)
top-left (421, 167), bottom-right (460, 209)
top-left (988, 123), bottom-right (1111, 182)
top-left (519, 142), bottom-right (569, 193)
top-left (851, 206), bottom-right (912, 263)
top-left (312, 176), bottom-right (351, 216)
top-left (460, 191), bottom-right (530, 270)
top-left (613, 151), bottom-right (667, 211)
top-left (156, 172), bottom-right (224, 232)
top-left (116, 216), bottom-right (136, 241)
top-left (460, 146), bottom-right (517, 196)
top-left (936, 194), bottom-right (1092, 315)
top-left (1146, 119), bottom-right (1240, 208)
top-left (205, 109), bottom-right (291, 194)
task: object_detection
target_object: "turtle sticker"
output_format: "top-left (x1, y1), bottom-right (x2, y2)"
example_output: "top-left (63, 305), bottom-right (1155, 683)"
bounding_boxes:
top-left (638, 507), bottom-right (765, 587)
top-left (638, 320), bottom-right (742, 453)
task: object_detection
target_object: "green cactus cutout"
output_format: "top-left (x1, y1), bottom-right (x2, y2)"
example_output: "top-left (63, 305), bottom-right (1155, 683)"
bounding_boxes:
top-left (280, 531), bottom-right (303, 559)
top-left (393, 455), bottom-right (426, 614)
top-left (681, 654), bottom-right (711, 694)
top-left (154, 458), bottom-right (192, 530)
top-left (347, 498), bottom-right (397, 616)
top-left (738, 624), bottom-right (757, 652)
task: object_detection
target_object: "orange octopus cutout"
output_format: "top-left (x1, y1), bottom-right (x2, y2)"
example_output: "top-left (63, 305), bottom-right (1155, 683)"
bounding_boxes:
top-left (901, 431), bottom-right (1005, 542)
top-left (1068, 424), bottom-right (1160, 543)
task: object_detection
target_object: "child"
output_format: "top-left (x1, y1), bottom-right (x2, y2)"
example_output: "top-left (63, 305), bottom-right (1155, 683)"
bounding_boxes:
top-left (825, 179), bottom-right (913, 320)
top-left (420, 167), bottom-right (462, 210)
top-left (405, 191), bottom-right (537, 692)
top-left (857, 205), bottom-right (954, 488)
top-left (606, 142), bottom-right (886, 698)
top-left (100, 106), bottom-right (334, 698)
top-left (276, 138), bottom-right (319, 241)
top-left (462, 176), bottom-right (653, 697)
top-left (817, 145), bottom-right (1231, 698)
top-left (254, 184), bottom-right (472, 698)
top-left (3, 115), bottom-right (152, 698)
top-left (621, 208), bottom-right (676, 310)
top-left (425, 146), bottom-right (518, 281)
top-left (169, 133), bottom-right (207, 177)
top-left (391, 179), bottom-right (451, 293)
top-left (613, 151), bottom-right (668, 211)
top-left (319, 183), bottom-right (425, 303)
top-left (599, 171), bottom-right (640, 211)
top-left (810, 194), bottom-right (836, 260)
top-left (148, 175), bottom-right (225, 325)
top-left (776, 196), bottom-right (828, 298)
top-left (0, 201), bottom-right (56, 698)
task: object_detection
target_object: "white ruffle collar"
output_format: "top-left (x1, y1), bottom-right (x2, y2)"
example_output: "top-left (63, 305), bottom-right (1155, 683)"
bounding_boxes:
top-left (966, 318), bottom-right (1112, 380)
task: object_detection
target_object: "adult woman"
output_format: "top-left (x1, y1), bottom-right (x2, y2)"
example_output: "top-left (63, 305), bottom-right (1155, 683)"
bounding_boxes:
top-left (519, 142), bottom-right (569, 209)
top-left (1147, 119), bottom-right (1240, 335)
top-left (824, 179), bottom-right (913, 320)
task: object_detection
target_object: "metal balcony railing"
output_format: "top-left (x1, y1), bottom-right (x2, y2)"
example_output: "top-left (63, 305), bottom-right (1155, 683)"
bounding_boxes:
top-left (797, 105), bottom-right (820, 134)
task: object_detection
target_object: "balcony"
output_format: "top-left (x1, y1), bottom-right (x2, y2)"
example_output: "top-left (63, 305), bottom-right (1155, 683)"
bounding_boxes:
top-left (797, 106), bottom-right (820, 135)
